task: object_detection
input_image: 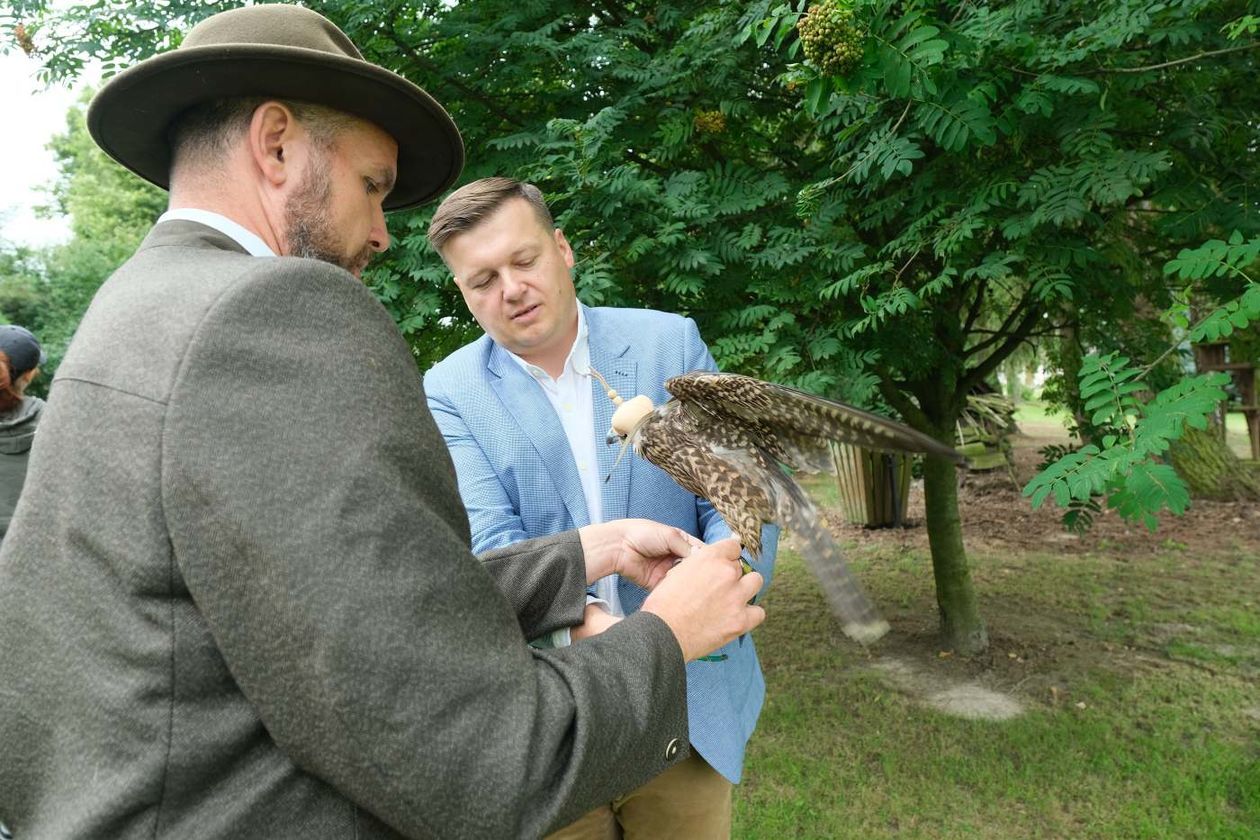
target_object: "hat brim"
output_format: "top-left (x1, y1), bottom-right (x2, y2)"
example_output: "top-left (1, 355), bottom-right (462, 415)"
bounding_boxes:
top-left (87, 44), bottom-right (464, 211)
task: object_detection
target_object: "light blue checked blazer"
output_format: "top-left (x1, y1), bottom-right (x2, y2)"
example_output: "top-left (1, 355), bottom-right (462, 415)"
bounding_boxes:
top-left (425, 304), bottom-right (778, 784)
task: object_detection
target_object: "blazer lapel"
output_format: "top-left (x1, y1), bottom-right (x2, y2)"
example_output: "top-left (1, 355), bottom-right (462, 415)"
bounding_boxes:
top-left (587, 309), bottom-right (636, 522)
top-left (487, 343), bottom-right (590, 526)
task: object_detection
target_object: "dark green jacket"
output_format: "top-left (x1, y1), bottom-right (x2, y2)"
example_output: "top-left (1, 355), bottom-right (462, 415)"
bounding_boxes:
top-left (0, 395), bottom-right (43, 540)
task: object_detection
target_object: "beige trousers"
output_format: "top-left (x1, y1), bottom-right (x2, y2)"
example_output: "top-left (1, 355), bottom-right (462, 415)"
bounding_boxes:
top-left (546, 752), bottom-right (733, 840)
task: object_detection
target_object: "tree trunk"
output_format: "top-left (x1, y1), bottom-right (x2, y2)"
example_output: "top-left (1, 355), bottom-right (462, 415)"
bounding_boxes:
top-left (1001, 357), bottom-right (1022, 404)
top-left (894, 359), bottom-right (990, 655)
top-left (1057, 323), bottom-right (1091, 438)
top-left (1168, 423), bottom-right (1260, 501)
top-left (921, 453), bottom-right (989, 654)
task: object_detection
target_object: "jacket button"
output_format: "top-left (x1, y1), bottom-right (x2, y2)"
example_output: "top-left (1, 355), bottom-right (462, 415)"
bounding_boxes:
top-left (664, 738), bottom-right (681, 761)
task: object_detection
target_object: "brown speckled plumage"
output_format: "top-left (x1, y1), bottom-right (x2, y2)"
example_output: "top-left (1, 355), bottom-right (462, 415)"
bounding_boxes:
top-left (619, 371), bottom-right (963, 644)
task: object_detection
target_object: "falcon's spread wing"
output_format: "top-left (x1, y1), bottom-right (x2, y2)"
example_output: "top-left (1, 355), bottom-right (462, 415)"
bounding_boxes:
top-left (622, 371), bottom-right (962, 645)
top-left (663, 371), bottom-right (964, 469)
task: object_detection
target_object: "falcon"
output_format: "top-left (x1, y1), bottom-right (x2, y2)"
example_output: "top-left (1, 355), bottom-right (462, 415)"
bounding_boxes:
top-left (599, 370), bottom-right (964, 644)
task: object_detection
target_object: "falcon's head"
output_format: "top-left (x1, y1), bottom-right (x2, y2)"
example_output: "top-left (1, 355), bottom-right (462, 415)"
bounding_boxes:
top-left (604, 394), bottom-right (656, 445)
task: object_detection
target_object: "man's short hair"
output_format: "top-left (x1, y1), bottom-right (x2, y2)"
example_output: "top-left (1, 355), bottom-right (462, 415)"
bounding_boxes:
top-left (427, 177), bottom-right (554, 256)
top-left (167, 97), bottom-right (354, 174)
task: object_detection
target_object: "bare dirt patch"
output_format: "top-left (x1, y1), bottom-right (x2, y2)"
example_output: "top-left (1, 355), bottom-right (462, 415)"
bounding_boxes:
top-left (871, 657), bottom-right (1024, 720)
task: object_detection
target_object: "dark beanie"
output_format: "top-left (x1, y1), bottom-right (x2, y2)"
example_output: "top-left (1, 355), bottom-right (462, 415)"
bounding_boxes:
top-left (0, 326), bottom-right (46, 377)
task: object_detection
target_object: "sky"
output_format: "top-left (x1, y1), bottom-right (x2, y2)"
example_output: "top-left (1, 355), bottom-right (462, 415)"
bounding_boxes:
top-left (0, 50), bottom-right (96, 249)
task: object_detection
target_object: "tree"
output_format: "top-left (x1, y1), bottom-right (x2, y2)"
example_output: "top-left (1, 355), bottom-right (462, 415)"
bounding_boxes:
top-left (9, 0), bottom-right (1258, 653)
top-left (1027, 234), bottom-right (1260, 531)
top-left (37, 93), bottom-right (166, 366)
top-left (0, 244), bottom-right (46, 329)
top-left (731, 0), bottom-right (1260, 651)
top-left (0, 89), bottom-right (166, 380)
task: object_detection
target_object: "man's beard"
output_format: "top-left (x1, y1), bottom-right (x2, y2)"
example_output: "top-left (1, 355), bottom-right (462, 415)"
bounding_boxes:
top-left (284, 156), bottom-right (375, 276)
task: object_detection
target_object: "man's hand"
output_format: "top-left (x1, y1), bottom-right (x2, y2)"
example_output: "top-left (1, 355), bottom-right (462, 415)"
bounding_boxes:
top-left (570, 604), bottom-right (622, 641)
top-left (577, 519), bottom-right (702, 588)
top-left (641, 538), bottom-right (765, 662)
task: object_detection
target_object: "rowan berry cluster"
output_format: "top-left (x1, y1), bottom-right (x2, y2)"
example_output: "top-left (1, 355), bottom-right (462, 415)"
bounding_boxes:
top-left (797, 1), bottom-right (866, 76)
top-left (693, 110), bottom-right (727, 135)
top-left (14, 23), bottom-right (35, 56)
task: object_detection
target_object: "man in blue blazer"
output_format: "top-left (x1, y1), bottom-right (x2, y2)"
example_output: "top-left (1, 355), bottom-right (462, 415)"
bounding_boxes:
top-left (425, 178), bottom-right (779, 839)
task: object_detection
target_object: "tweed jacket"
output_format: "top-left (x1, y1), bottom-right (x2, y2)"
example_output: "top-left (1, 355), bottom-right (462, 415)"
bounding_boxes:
top-left (425, 305), bottom-right (779, 784)
top-left (0, 222), bottom-right (690, 840)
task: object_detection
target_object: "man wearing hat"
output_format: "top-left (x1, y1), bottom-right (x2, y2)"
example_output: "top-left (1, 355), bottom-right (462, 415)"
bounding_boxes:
top-left (0, 6), bottom-right (765, 839)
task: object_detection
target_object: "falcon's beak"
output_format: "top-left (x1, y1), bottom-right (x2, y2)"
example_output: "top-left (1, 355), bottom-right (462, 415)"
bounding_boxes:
top-left (604, 428), bottom-right (634, 482)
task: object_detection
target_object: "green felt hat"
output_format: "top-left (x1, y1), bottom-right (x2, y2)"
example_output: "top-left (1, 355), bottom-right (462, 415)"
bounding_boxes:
top-left (87, 4), bottom-right (463, 211)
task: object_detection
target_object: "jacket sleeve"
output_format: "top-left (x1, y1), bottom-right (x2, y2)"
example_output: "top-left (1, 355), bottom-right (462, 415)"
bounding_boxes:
top-left (680, 316), bottom-right (779, 593)
top-left (424, 378), bottom-right (534, 553)
top-left (426, 365), bottom-right (608, 645)
top-left (161, 261), bottom-right (688, 840)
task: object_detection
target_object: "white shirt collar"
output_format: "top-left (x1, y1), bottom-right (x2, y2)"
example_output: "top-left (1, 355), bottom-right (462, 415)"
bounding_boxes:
top-left (506, 305), bottom-right (589, 383)
top-left (157, 208), bottom-right (277, 258)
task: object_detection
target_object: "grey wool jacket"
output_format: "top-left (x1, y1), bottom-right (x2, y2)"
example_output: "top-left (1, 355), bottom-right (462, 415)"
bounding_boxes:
top-left (0, 221), bottom-right (689, 839)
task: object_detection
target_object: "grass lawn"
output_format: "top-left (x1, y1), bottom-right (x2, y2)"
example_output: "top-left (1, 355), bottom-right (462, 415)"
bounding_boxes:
top-left (731, 475), bottom-right (1260, 838)
top-left (1013, 399), bottom-right (1072, 430)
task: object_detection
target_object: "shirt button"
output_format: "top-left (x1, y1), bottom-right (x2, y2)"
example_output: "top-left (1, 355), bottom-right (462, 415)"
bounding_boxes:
top-left (664, 738), bottom-right (681, 761)
top-left (562, 403), bottom-right (573, 412)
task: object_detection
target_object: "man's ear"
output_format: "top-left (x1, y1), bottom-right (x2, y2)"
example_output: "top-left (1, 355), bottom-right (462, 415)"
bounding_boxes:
top-left (248, 101), bottom-right (300, 188)
top-left (554, 228), bottom-right (576, 269)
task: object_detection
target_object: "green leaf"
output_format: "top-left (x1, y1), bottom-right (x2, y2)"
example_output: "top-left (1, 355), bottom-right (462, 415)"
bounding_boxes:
top-left (876, 15), bottom-right (948, 98)
top-left (916, 95), bottom-right (998, 151)
top-left (804, 77), bottom-right (829, 116)
top-left (1188, 286), bottom-right (1260, 342)
top-left (1036, 75), bottom-right (1101, 95)
top-left (1131, 373), bottom-right (1230, 458)
top-left (1108, 462), bottom-right (1190, 531)
top-left (1165, 235), bottom-right (1260, 282)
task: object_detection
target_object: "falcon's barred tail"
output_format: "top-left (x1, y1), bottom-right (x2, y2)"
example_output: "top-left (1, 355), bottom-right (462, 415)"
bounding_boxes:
top-left (790, 512), bottom-right (890, 643)
top-left (774, 478), bottom-right (890, 644)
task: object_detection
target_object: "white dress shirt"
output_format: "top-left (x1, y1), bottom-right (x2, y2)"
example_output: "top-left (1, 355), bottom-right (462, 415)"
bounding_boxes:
top-left (506, 307), bottom-right (624, 618)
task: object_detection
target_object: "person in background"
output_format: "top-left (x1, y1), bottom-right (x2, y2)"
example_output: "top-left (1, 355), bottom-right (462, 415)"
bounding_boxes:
top-left (0, 325), bottom-right (46, 541)
top-left (425, 177), bottom-right (780, 840)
